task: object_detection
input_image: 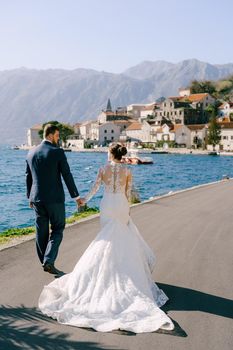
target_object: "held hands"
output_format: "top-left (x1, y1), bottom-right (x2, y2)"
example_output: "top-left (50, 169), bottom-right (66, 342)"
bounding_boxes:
top-left (76, 197), bottom-right (86, 208)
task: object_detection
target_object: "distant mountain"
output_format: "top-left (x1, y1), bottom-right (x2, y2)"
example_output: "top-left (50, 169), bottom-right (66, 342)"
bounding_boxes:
top-left (124, 59), bottom-right (233, 99)
top-left (124, 59), bottom-right (233, 81)
top-left (0, 68), bottom-right (153, 144)
top-left (1, 59), bottom-right (233, 144)
top-left (123, 60), bottom-right (175, 80)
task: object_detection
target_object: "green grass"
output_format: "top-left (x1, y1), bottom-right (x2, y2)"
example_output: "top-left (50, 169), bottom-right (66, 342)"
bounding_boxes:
top-left (0, 207), bottom-right (99, 245)
top-left (66, 207), bottom-right (99, 224)
top-left (0, 227), bottom-right (35, 245)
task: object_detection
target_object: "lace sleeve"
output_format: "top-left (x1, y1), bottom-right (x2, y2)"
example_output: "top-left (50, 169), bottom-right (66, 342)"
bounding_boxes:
top-left (125, 169), bottom-right (133, 202)
top-left (84, 167), bottom-right (103, 203)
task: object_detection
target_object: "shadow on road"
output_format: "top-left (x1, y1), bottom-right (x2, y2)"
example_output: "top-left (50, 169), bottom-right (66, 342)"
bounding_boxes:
top-left (0, 305), bottom-right (117, 350)
top-left (158, 282), bottom-right (233, 319)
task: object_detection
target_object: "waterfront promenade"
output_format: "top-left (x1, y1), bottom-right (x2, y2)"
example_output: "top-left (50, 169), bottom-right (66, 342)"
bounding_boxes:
top-left (0, 180), bottom-right (233, 350)
top-left (17, 144), bottom-right (233, 156)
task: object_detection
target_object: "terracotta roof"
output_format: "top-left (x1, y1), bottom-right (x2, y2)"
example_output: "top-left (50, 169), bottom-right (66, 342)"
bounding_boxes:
top-left (169, 93), bottom-right (210, 103)
top-left (185, 93), bottom-right (209, 102)
top-left (143, 104), bottom-right (156, 111)
top-left (156, 127), bottom-right (163, 133)
top-left (219, 116), bottom-right (230, 123)
top-left (218, 122), bottom-right (233, 129)
top-left (171, 124), bottom-right (183, 132)
top-left (142, 107), bottom-right (154, 111)
top-left (187, 124), bottom-right (206, 131)
top-left (126, 122), bottom-right (142, 131)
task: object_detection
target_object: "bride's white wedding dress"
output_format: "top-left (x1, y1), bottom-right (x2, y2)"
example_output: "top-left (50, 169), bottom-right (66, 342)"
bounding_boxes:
top-left (39, 162), bottom-right (174, 333)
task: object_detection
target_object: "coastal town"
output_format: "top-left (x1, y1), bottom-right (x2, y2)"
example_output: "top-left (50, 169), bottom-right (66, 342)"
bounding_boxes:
top-left (2, 1), bottom-right (233, 348)
top-left (25, 87), bottom-right (233, 153)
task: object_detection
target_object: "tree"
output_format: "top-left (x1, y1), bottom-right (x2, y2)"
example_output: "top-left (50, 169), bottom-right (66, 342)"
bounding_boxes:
top-left (190, 80), bottom-right (216, 94)
top-left (60, 123), bottom-right (75, 146)
top-left (205, 100), bottom-right (221, 115)
top-left (207, 111), bottom-right (221, 151)
top-left (38, 121), bottom-right (74, 146)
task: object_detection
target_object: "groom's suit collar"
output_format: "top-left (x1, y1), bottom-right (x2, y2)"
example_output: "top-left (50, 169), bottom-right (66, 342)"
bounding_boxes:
top-left (43, 139), bottom-right (52, 144)
top-left (42, 140), bottom-right (58, 147)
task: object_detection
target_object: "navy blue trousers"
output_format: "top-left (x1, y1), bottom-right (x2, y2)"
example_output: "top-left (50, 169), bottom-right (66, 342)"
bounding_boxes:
top-left (33, 202), bottom-right (65, 265)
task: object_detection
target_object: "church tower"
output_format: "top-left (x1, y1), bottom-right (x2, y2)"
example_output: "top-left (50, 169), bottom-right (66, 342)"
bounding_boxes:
top-left (106, 98), bottom-right (112, 112)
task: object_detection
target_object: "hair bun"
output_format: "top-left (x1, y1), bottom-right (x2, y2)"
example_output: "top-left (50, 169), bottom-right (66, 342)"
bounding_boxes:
top-left (119, 146), bottom-right (127, 156)
top-left (109, 143), bottom-right (128, 160)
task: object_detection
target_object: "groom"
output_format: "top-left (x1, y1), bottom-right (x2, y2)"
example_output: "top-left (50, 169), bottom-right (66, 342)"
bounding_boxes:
top-left (26, 124), bottom-right (84, 274)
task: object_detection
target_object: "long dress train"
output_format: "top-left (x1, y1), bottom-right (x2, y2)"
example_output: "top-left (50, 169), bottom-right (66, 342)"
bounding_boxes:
top-left (38, 162), bottom-right (174, 333)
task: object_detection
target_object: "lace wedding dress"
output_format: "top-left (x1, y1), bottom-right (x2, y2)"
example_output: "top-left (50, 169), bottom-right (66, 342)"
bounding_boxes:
top-left (39, 162), bottom-right (174, 333)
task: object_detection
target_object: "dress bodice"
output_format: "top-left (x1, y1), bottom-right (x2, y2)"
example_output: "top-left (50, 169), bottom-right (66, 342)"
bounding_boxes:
top-left (85, 162), bottom-right (132, 202)
top-left (102, 163), bottom-right (130, 193)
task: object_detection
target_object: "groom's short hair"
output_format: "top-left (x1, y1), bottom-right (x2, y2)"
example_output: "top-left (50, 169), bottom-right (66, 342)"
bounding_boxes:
top-left (43, 124), bottom-right (60, 138)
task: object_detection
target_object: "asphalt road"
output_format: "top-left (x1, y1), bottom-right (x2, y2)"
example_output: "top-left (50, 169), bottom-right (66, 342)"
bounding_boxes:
top-left (0, 180), bottom-right (233, 350)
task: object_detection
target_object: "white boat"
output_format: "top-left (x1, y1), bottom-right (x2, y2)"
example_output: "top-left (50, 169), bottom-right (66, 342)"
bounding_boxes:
top-left (123, 150), bottom-right (153, 165)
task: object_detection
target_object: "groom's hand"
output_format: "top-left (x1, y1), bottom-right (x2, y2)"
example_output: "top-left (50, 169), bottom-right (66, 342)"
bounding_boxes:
top-left (29, 201), bottom-right (34, 209)
top-left (76, 198), bottom-right (85, 207)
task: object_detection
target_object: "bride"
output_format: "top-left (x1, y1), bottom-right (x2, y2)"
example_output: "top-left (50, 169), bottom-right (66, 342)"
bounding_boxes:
top-left (39, 143), bottom-right (174, 333)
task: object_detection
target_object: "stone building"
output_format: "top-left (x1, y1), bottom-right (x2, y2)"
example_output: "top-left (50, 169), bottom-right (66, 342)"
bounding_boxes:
top-left (155, 124), bottom-right (175, 142)
top-left (91, 122), bottom-right (121, 145)
top-left (98, 99), bottom-right (131, 124)
top-left (173, 125), bottom-right (191, 148)
top-left (127, 104), bottom-right (148, 119)
top-left (27, 124), bottom-right (42, 146)
top-left (218, 102), bottom-right (233, 118)
top-left (73, 122), bottom-right (81, 135)
top-left (138, 103), bottom-right (156, 120)
top-left (125, 122), bottom-right (143, 142)
top-left (154, 93), bottom-right (215, 126)
top-left (79, 121), bottom-right (94, 140)
top-left (218, 122), bottom-right (233, 151)
top-left (187, 124), bottom-right (207, 148)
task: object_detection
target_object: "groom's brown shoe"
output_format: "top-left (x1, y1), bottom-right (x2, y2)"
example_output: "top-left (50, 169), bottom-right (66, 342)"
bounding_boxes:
top-left (43, 263), bottom-right (62, 275)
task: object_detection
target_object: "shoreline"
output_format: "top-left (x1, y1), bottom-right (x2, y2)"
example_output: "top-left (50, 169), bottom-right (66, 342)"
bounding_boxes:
top-left (1, 177), bottom-right (231, 251)
top-left (13, 145), bottom-right (233, 156)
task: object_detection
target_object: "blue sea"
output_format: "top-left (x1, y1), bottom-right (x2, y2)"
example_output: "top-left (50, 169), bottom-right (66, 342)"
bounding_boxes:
top-left (1, 144), bottom-right (233, 233)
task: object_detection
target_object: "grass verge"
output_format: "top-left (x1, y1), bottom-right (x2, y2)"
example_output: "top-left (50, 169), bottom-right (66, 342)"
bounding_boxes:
top-left (0, 207), bottom-right (99, 245)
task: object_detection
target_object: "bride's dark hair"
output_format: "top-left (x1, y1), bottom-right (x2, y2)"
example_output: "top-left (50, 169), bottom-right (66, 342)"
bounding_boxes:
top-left (109, 143), bottom-right (127, 160)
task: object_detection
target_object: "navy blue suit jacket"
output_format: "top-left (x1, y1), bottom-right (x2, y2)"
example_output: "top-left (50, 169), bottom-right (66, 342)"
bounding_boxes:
top-left (26, 141), bottom-right (79, 203)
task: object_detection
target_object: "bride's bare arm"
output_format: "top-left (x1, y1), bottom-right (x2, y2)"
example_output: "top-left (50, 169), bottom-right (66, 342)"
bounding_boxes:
top-left (84, 167), bottom-right (103, 203)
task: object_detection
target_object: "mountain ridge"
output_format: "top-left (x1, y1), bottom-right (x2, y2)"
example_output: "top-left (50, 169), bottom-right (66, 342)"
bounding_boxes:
top-left (1, 59), bottom-right (233, 144)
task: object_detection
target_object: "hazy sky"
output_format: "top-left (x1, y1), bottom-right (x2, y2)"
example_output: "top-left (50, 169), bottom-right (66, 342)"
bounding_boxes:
top-left (0, 0), bottom-right (232, 73)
